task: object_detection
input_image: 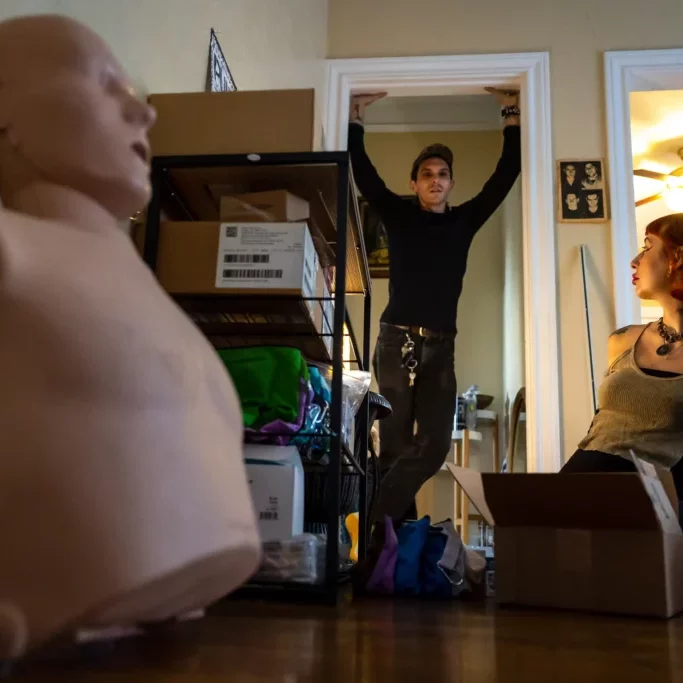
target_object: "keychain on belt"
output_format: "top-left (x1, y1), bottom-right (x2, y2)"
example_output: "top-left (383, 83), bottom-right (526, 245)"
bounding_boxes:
top-left (401, 333), bottom-right (418, 387)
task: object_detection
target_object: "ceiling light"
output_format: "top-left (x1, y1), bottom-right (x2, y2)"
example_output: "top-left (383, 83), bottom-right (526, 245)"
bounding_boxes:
top-left (665, 187), bottom-right (683, 212)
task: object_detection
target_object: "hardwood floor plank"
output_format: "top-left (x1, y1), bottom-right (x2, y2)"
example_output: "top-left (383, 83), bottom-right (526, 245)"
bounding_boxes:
top-left (9, 600), bottom-right (683, 682)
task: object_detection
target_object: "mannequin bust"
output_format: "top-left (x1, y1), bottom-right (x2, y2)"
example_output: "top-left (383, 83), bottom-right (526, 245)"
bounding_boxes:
top-left (0, 15), bottom-right (259, 659)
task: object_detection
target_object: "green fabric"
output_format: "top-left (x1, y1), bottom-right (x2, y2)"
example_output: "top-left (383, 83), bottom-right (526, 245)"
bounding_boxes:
top-left (217, 347), bottom-right (309, 428)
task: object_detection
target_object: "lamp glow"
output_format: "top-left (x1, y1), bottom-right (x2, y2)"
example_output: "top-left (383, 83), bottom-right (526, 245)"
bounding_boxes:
top-left (665, 186), bottom-right (683, 212)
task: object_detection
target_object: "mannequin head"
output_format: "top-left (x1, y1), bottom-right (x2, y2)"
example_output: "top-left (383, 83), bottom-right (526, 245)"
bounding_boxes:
top-left (0, 15), bottom-right (156, 222)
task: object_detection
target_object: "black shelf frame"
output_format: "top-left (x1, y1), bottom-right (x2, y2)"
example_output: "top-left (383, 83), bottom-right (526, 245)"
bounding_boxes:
top-left (144, 150), bottom-right (372, 605)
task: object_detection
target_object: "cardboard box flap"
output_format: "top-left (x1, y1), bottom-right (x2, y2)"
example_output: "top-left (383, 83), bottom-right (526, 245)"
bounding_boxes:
top-left (448, 465), bottom-right (664, 531)
top-left (631, 453), bottom-right (681, 534)
top-left (219, 190), bottom-right (310, 223)
top-left (446, 466), bottom-right (495, 526)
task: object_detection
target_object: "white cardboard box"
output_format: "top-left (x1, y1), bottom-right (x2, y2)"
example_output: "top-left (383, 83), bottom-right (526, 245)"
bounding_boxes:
top-left (215, 222), bottom-right (318, 295)
top-left (244, 445), bottom-right (305, 543)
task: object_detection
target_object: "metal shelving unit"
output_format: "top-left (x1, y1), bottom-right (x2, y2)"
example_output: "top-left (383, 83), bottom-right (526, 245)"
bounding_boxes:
top-left (143, 150), bottom-right (372, 605)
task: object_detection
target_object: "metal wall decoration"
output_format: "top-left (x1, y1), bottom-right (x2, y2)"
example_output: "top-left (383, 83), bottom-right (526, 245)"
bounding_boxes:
top-left (206, 28), bottom-right (236, 93)
top-left (557, 158), bottom-right (609, 223)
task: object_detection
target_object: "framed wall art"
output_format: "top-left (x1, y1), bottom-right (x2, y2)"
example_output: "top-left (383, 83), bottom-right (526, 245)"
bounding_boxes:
top-left (557, 158), bottom-right (609, 223)
top-left (359, 197), bottom-right (409, 278)
top-left (206, 28), bottom-right (237, 93)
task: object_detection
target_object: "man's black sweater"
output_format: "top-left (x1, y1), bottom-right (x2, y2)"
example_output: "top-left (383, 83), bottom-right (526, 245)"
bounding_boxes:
top-left (348, 122), bottom-right (522, 333)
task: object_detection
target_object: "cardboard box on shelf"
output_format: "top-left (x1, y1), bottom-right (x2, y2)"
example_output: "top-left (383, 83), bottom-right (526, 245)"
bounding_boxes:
top-left (219, 190), bottom-right (310, 223)
top-left (148, 221), bottom-right (319, 297)
top-left (148, 89), bottom-right (318, 157)
top-left (216, 222), bottom-right (318, 295)
top-left (134, 219), bottom-right (334, 361)
top-left (448, 455), bottom-right (683, 618)
top-left (244, 445), bottom-right (304, 543)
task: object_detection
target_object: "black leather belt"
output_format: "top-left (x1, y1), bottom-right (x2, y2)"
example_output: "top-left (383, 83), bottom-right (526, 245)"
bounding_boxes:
top-left (392, 324), bottom-right (455, 340)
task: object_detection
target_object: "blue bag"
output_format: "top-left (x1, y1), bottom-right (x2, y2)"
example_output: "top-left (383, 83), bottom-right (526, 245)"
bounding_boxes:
top-left (393, 517), bottom-right (430, 595)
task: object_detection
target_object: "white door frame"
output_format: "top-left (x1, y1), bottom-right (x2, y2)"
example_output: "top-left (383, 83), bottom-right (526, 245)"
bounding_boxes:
top-left (605, 48), bottom-right (683, 329)
top-left (324, 53), bottom-right (560, 473)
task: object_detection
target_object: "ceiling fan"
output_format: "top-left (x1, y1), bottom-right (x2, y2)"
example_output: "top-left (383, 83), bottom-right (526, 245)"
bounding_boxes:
top-left (633, 147), bottom-right (683, 208)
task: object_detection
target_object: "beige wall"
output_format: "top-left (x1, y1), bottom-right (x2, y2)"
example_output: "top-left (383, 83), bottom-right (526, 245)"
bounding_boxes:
top-left (0, 0), bottom-right (328, 107)
top-left (503, 181), bottom-right (526, 437)
top-left (347, 129), bottom-right (511, 418)
top-left (328, 0), bottom-right (683, 461)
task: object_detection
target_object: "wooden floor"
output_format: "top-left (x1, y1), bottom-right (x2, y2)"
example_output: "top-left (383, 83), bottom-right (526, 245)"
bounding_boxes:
top-left (11, 598), bottom-right (683, 682)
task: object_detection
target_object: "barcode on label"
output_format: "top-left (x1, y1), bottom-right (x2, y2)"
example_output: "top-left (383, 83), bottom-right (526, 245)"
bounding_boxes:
top-left (224, 226), bottom-right (238, 238)
top-left (260, 511), bottom-right (279, 521)
top-left (223, 254), bottom-right (270, 264)
top-left (222, 269), bottom-right (283, 279)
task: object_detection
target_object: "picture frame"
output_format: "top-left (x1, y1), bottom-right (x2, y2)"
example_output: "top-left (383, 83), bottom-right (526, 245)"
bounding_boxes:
top-left (359, 196), bottom-right (412, 278)
top-left (557, 158), bottom-right (609, 223)
top-left (206, 28), bottom-right (237, 93)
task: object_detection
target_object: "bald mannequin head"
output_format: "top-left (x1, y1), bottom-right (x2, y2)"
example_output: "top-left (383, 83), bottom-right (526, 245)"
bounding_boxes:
top-left (0, 15), bottom-right (155, 221)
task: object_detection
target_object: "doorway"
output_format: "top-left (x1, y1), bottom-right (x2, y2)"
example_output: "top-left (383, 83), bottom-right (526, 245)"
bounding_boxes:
top-left (324, 53), bottom-right (559, 474)
top-left (605, 48), bottom-right (683, 329)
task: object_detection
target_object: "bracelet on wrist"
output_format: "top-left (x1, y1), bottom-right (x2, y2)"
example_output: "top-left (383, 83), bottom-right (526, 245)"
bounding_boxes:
top-left (501, 106), bottom-right (521, 119)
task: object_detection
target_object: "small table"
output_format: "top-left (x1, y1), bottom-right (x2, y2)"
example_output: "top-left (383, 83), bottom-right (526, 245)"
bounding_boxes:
top-left (449, 428), bottom-right (482, 543)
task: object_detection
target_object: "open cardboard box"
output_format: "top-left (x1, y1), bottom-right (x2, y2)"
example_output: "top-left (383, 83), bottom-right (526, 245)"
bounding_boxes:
top-left (448, 454), bottom-right (683, 618)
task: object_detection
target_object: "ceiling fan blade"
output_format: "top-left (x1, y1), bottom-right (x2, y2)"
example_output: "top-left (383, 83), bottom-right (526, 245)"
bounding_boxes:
top-left (635, 193), bottom-right (664, 207)
top-left (634, 169), bottom-right (669, 182)
top-left (669, 166), bottom-right (683, 177)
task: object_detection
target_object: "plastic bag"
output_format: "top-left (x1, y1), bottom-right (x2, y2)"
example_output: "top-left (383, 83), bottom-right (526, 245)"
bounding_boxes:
top-left (308, 361), bottom-right (371, 417)
top-left (343, 370), bottom-right (372, 416)
top-left (255, 534), bottom-right (326, 585)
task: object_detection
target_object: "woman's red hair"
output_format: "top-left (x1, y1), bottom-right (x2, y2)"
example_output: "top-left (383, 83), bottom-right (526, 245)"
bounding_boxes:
top-left (645, 213), bottom-right (683, 301)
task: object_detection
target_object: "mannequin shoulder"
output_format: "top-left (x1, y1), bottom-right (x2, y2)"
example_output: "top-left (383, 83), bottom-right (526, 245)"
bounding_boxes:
top-left (607, 324), bottom-right (645, 365)
top-left (0, 209), bottom-right (49, 243)
top-left (0, 211), bottom-right (48, 276)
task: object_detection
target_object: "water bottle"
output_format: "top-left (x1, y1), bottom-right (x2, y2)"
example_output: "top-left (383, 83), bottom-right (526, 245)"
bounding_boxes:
top-left (463, 385), bottom-right (478, 431)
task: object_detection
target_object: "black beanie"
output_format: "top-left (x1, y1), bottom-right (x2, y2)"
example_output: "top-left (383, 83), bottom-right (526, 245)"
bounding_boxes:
top-left (410, 144), bottom-right (454, 181)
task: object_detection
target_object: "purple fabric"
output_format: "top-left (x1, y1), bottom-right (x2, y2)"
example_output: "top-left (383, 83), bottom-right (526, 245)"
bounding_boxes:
top-left (245, 380), bottom-right (314, 446)
top-left (366, 516), bottom-right (399, 595)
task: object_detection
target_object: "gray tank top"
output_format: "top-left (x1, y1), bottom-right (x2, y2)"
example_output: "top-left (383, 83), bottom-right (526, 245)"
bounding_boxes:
top-left (578, 327), bottom-right (683, 469)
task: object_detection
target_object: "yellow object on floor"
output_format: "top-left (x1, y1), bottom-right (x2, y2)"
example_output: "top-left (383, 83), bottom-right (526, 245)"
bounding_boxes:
top-left (345, 512), bottom-right (359, 563)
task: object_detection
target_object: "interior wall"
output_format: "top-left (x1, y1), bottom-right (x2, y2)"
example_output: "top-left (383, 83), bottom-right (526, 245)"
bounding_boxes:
top-left (0, 0), bottom-right (328, 110)
top-left (503, 181), bottom-right (525, 433)
top-left (347, 129), bottom-right (508, 418)
top-left (328, 0), bottom-right (683, 462)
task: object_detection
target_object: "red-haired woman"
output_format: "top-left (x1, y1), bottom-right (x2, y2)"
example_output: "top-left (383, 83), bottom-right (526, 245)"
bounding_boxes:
top-left (562, 213), bottom-right (683, 499)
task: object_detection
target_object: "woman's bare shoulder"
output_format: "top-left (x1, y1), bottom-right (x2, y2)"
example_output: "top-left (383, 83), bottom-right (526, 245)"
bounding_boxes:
top-left (607, 324), bottom-right (646, 365)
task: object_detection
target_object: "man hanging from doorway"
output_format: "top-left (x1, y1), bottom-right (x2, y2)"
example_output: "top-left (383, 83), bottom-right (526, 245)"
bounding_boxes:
top-left (348, 88), bottom-right (521, 550)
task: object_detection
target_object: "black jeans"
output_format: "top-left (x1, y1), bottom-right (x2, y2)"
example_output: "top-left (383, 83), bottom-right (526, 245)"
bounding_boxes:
top-left (371, 323), bottom-right (457, 523)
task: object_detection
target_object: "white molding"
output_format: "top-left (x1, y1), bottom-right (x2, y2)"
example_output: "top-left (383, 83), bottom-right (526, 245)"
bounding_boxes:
top-left (605, 49), bottom-right (683, 329)
top-left (363, 122), bottom-right (501, 133)
top-left (324, 53), bottom-right (560, 473)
